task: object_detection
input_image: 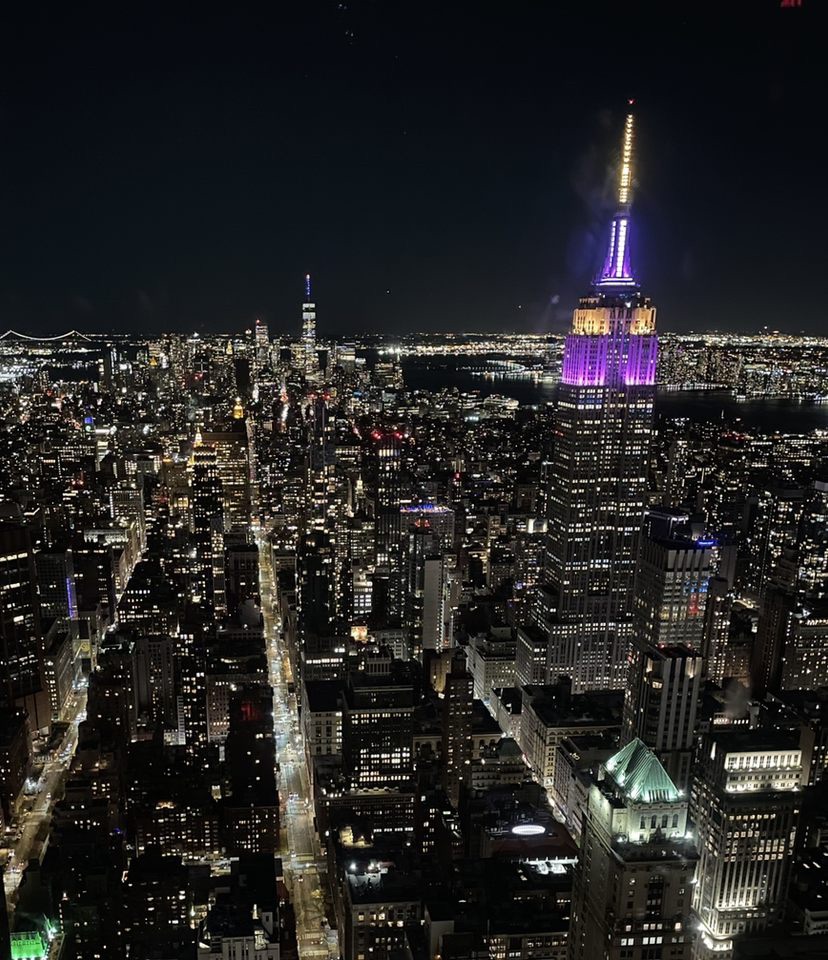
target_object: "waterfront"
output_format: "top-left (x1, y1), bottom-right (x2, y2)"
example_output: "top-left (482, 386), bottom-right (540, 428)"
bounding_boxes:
top-left (402, 357), bottom-right (828, 432)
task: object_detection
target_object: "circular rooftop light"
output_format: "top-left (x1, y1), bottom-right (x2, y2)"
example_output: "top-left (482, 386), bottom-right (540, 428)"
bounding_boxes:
top-left (511, 824), bottom-right (545, 837)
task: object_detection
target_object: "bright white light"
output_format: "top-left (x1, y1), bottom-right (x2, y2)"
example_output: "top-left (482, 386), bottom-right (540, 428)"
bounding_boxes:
top-left (511, 824), bottom-right (545, 836)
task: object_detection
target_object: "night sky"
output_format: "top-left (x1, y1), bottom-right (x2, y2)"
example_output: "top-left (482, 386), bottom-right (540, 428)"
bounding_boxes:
top-left (0, 2), bottom-right (824, 338)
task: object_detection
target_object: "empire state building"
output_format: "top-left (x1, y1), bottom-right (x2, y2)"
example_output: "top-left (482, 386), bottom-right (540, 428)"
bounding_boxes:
top-left (520, 108), bottom-right (658, 692)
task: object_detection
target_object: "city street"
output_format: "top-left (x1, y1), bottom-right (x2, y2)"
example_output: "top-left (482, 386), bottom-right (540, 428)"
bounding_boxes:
top-left (257, 527), bottom-right (339, 960)
top-left (2, 688), bottom-right (87, 914)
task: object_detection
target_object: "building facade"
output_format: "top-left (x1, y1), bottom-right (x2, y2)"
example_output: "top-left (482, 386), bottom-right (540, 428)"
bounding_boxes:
top-left (536, 109), bottom-right (657, 692)
top-left (569, 738), bottom-right (698, 960)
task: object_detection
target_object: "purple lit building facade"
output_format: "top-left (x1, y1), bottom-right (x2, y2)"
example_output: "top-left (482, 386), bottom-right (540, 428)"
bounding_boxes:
top-left (532, 111), bottom-right (657, 691)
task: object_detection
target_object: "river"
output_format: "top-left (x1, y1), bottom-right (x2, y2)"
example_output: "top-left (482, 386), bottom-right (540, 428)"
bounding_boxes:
top-left (401, 357), bottom-right (828, 432)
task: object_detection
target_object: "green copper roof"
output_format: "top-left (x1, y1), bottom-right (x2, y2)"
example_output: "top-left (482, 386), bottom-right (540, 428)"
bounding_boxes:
top-left (605, 738), bottom-right (681, 804)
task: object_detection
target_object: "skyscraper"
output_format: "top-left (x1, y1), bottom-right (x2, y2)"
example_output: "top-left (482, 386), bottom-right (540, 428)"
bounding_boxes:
top-left (622, 515), bottom-right (712, 789)
top-left (372, 431), bottom-right (405, 621)
top-left (297, 529), bottom-right (336, 645)
top-left (342, 649), bottom-right (415, 789)
top-left (199, 426), bottom-right (251, 533)
top-left (536, 108), bottom-right (657, 691)
top-left (691, 727), bottom-right (802, 957)
top-left (191, 446), bottom-right (227, 617)
top-left (441, 650), bottom-right (473, 807)
top-left (36, 546), bottom-right (80, 628)
top-left (753, 479), bottom-right (828, 695)
top-left (401, 505), bottom-right (455, 657)
top-left (796, 480), bottom-right (828, 598)
top-left (254, 315), bottom-right (270, 371)
top-left (302, 273), bottom-right (317, 378)
top-left (632, 517), bottom-right (715, 651)
top-left (0, 507), bottom-right (49, 731)
top-left (568, 738), bottom-right (698, 960)
top-left (622, 643), bottom-right (703, 791)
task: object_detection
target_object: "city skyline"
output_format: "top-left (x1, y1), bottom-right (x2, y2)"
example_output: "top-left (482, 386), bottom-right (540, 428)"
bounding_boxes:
top-left (3, 7), bottom-right (828, 960)
top-left (1, 3), bottom-right (823, 337)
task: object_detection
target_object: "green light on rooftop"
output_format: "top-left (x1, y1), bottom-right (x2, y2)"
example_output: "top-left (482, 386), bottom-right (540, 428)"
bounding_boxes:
top-left (11, 932), bottom-right (47, 960)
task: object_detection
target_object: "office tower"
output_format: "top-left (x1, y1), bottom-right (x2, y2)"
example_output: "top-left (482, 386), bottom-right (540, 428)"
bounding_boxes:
top-left (401, 503), bottom-right (455, 551)
top-left (178, 613), bottom-right (210, 765)
top-left (254, 315), bottom-right (270, 370)
top-left (342, 649), bottom-right (415, 789)
top-left (110, 483), bottom-right (147, 552)
top-left (0, 507), bottom-right (49, 731)
top-left (43, 619), bottom-right (80, 720)
top-left (623, 517), bottom-right (710, 789)
top-left (339, 857), bottom-right (421, 960)
top-left (466, 627), bottom-right (517, 703)
top-left (373, 431), bottom-right (404, 620)
top-left (691, 728), bottom-right (802, 957)
top-left (441, 650), bottom-right (473, 806)
top-left (121, 852), bottom-right (193, 957)
top-left (117, 558), bottom-right (179, 636)
top-left (225, 542), bottom-right (259, 614)
top-left (200, 427), bottom-right (251, 532)
top-left (0, 707), bottom-right (31, 825)
top-left (222, 685), bottom-right (279, 855)
top-left (302, 272), bottom-right (317, 377)
top-left (301, 679), bottom-right (344, 776)
top-left (159, 457), bottom-right (192, 524)
top-left (796, 479), bottom-right (828, 599)
top-left (701, 575), bottom-right (739, 684)
top-left (350, 561), bottom-right (373, 623)
top-left (753, 585), bottom-right (798, 696)
top-left (632, 518), bottom-right (715, 650)
top-left (129, 634), bottom-right (178, 734)
top-left (622, 644), bottom-right (703, 791)
top-left (777, 602), bottom-right (828, 689)
top-left (536, 108), bottom-right (657, 691)
top-left (374, 432), bottom-right (403, 562)
top-left (746, 484), bottom-right (806, 599)
top-left (36, 546), bottom-right (79, 628)
top-left (488, 535), bottom-right (516, 591)
top-left (402, 519), bottom-right (450, 658)
top-left (569, 738), bottom-right (698, 960)
top-left (349, 511), bottom-right (375, 568)
top-left (191, 445), bottom-right (227, 617)
top-left (72, 538), bottom-right (118, 622)
top-left (513, 525), bottom-right (547, 627)
top-left (306, 394), bottom-right (330, 531)
top-left (753, 480), bottom-right (828, 695)
top-left (754, 590), bottom-right (828, 694)
top-left (297, 530), bottom-right (336, 644)
top-left (336, 341), bottom-right (356, 372)
top-left (205, 623), bottom-right (269, 744)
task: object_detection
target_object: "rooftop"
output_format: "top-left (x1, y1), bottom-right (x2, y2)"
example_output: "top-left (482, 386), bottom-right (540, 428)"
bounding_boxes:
top-left (604, 739), bottom-right (681, 804)
top-left (304, 679), bottom-right (342, 713)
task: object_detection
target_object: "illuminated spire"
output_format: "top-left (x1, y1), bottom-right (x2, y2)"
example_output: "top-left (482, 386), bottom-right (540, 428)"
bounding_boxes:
top-left (305, 273), bottom-right (312, 302)
top-left (596, 103), bottom-right (637, 290)
top-left (617, 107), bottom-right (635, 208)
